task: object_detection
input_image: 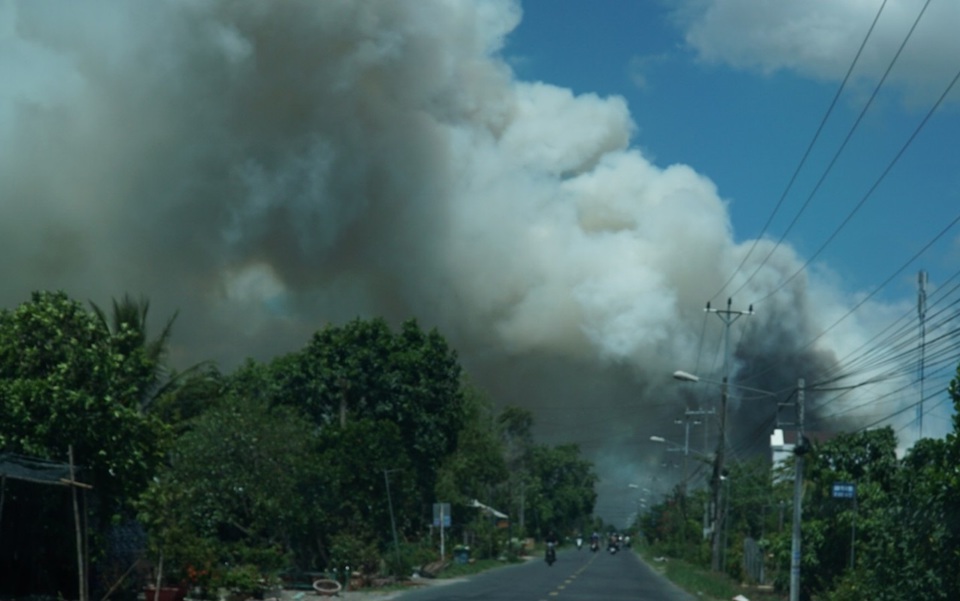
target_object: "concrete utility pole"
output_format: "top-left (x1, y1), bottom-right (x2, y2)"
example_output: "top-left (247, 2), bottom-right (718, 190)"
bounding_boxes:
top-left (687, 409), bottom-right (716, 540)
top-left (790, 379), bottom-right (805, 601)
top-left (676, 412), bottom-right (706, 489)
top-left (705, 298), bottom-right (752, 572)
top-left (683, 407), bottom-right (713, 540)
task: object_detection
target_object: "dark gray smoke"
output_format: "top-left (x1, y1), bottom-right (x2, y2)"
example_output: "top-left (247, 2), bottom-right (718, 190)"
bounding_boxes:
top-left (0, 0), bottom-right (906, 522)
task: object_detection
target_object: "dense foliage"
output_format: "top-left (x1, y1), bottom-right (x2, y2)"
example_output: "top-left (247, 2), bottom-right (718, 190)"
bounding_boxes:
top-left (0, 291), bottom-right (170, 595)
top-left (0, 291), bottom-right (168, 501)
top-left (0, 291), bottom-right (599, 600)
top-left (640, 362), bottom-right (960, 601)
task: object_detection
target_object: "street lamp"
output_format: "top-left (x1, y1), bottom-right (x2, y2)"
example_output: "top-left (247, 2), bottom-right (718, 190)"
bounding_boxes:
top-left (650, 435), bottom-right (687, 452)
top-left (650, 435), bottom-right (712, 464)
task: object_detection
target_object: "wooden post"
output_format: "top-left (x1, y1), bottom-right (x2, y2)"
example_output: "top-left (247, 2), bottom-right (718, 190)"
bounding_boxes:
top-left (154, 552), bottom-right (164, 601)
top-left (69, 446), bottom-right (87, 601)
top-left (0, 475), bottom-right (6, 546)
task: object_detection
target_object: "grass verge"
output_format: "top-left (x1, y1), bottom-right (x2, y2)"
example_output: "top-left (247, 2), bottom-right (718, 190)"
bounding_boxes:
top-left (436, 556), bottom-right (524, 578)
top-left (637, 545), bottom-right (782, 601)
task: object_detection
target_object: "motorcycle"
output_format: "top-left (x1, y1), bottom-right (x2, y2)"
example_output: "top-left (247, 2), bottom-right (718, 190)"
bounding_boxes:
top-left (590, 540), bottom-right (599, 552)
top-left (545, 542), bottom-right (557, 566)
top-left (575, 537), bottom-right (583, 550)
top-left (608, 540), bottom-right (619, 554)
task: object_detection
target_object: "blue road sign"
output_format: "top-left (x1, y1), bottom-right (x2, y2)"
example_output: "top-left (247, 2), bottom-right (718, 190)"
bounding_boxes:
top-left (832, 482), bottom-right (856, 499)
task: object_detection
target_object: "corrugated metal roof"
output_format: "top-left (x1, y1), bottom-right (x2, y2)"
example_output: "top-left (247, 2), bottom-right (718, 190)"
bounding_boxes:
top-left (0, 452), bottom-right (76, 486)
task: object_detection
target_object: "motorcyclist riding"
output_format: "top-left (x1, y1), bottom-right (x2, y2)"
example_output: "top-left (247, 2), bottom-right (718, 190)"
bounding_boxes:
top-left (545, 530), bottom-right (559, 566)
top-left (608, 532), bottom-right (619, 554)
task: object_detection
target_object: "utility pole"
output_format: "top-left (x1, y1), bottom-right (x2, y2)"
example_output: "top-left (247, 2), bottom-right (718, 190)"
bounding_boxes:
top-left (677, 412), bottom-right (706, 489)
top-left (685, 406), bottom-right (713, 540)
top-left (706, 298), bottom-right (752, 572)
top-left (790, 378), bottom-right (805, 601)
top-left (383, 470), bottom-right (402, 576)
top-left (917, 270), bottom-right (927, 440)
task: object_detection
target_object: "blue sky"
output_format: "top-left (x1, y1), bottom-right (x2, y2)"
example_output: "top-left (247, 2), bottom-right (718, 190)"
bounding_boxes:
top-left (503, 0), bottom-right (960, 303)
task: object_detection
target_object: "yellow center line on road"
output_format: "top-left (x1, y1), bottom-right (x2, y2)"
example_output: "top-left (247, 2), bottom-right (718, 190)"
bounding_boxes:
top-left (540, 551), bottom-right (598, 599)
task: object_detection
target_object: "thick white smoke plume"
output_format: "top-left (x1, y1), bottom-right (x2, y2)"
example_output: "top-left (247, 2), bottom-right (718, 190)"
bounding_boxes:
top-left (1, 1), bottom-right (909, 521)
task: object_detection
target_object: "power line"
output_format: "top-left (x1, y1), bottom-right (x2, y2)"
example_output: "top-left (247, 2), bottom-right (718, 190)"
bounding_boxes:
top-left (808, 268), bottom-right (960, 388)
top-left (751, 69), bottom-right (960, 305)
top-left (709, 0), bottom-right (891, 301)
top-left (740, 0), bottom-right (935, 304)
top-left (736, 208), bottom-right (960, 393)
top-left (801, 277), bottom-right (960, 409)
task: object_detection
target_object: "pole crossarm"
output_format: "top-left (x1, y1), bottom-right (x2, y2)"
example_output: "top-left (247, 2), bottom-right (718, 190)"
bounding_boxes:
top-left (650, 435), bottom-right (712, 460)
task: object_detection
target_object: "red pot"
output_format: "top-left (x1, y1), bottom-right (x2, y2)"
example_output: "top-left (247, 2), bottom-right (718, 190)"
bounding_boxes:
top-left (143, 586), bottom-right (186, 601)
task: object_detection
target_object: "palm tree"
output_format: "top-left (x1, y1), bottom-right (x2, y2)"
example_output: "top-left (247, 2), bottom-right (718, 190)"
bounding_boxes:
top-left (89, 294), bottom-right (197, 413)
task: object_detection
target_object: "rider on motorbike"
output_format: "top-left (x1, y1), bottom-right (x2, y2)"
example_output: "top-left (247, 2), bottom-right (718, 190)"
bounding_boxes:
top-left (545, 530), bottom-right (559, 565)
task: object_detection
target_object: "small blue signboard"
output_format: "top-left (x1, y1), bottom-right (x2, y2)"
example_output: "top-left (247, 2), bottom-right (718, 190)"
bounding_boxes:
top-left (433, 502), bottom-right (452, 527)
top-left (832, 482), bottom-right (856, 499)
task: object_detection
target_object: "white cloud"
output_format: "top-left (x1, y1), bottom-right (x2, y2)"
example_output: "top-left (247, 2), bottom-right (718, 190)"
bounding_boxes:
top-left (678, 0), bottom-right (960, 101)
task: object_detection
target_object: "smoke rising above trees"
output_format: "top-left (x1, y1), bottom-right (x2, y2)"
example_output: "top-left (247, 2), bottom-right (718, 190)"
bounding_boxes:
top-left (0, 1), bottom-right (910, 519)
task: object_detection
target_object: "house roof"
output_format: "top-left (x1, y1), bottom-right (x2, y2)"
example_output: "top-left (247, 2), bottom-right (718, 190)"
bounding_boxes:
top-left (0, 452), bottom-right (90, 488)
top-left (0, 453), bottom-right (72, 484)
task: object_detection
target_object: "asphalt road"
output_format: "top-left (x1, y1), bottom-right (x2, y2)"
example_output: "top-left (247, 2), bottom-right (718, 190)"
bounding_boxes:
top-left (394, 547), bottom-right (697, 601)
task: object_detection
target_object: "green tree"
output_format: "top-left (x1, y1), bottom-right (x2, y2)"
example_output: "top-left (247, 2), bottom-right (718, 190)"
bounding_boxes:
top-left (640, 486), bottom-right (692, 555)
top-left (141, 392), bottom-right (317, 574)
top-left (282, 318), bottom-right (467, 515)
top-left (0, 290), bottom-right (167, 503)
top-left (0, 291), bottom-right (170, 598)
top-left (768, 428), bottom-right (899, 600)
top-left (91, 293), bottom-right (214, 423)
top-left (826, 367), bottom-right (960, 600)
top-left (497, 406), bottom-right (535, 535)
top-left (832, 436), bottom-right (952, 601)
top-left (434, 382), bottom-right (508, 507)
top-left (525, 443), bottom-right (597, 537)
top-left (149, 363), bottom-right (226, 433)
top-left (716, 459), bottom-right (776, 580)
top-left (313, 418), bottom-right (417, 570)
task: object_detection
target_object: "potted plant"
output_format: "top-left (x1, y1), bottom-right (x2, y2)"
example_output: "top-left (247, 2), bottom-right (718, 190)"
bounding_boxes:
top-left (214, 564), bottom-right (281, 601)
top-left (184, 563), bottom-right (215, 600)
top-left (142, 584), bottom-right (187, 601)
top-left (137, 479), bottom-right (216, 601)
